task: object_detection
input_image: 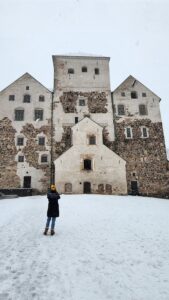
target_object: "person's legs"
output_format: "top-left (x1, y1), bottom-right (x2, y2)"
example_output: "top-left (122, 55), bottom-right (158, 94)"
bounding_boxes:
top-left (44, 217), bottom-right (51, 235)
top-left (51, 217), bottom-right (56, 235)
top-left (46, 217), bottom-right (51, 229)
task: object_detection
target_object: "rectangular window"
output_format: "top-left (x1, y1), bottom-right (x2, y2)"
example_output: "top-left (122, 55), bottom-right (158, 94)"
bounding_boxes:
top-left (121, 92), bottom-right (125, 97)
top-left (9, 95), bottom-right (15, 101)
top-left (41, 155), bottom-right (48, 163)
top-left (118, 105), bottom-right (125, 115)
top-left (18, 155), bottom-right (24, 162)
top-left (131, 91), bottom-right (138, 99)
top-left (95, 68), bottom-right (99, 75)
top-left (15, 110), bottom-right (24, 121)
top-left (142, 127), bottom-right (148, 138)
top-left (126, 127), bottom-right (132, 138)
top-left (142, 92), bottom-right (146, 97)
top-left (84, 159), bottom-right (92, 170)
top-left (17, 137), bottom-right (24, 146)
top-left (75, 117), bottom-right (78, 124)
top-left (35, 110), bottom-right (43, 121)
top-left (26, 86), bottom-right (29, 90)
top-left (79, 99), bottom-right (85, 106)
top-left (38, 137), bottom-right (45, 145)
top-left (139, 104), bottom-right (147, 115)
top-left (23, 94), bottom-right (31, 103)
top-left (89, 136), bottom-right (96, 145)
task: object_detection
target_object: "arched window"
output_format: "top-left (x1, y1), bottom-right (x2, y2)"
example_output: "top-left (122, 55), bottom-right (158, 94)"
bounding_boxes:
top-left (82, 66), bottom-right (87, 72)
top-left (23, 94), bottom-right (31, 103)
top-left (68, 68), bottom-right (74, 74)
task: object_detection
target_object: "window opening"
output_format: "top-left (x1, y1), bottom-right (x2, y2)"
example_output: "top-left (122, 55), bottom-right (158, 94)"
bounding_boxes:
top-left (118, 104), bottom-right (125, 115)
top-left (84, 159), bottom-right (92, 170)
top-left (131, 91), bottom-right (138, 99)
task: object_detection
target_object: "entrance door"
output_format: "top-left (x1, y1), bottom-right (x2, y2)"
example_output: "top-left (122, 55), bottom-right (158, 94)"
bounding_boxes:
top-left (131, 181), bottom-right (139, 195)
top-left (83, 182), bottom-right (91, 194)
top-left (23, 176), bottom-right (31, 188)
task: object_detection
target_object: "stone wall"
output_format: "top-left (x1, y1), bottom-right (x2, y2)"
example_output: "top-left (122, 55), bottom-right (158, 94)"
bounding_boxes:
top-left (54, 126), bottom-right (72, 157)
top-left (60, 91), bottom-right (108, 113)
top-left (0, 118), bottom-right (20, 188)
top-left (109, 119), bottom-right (169, 197)
top-left (20, 123), bottom-right (51, 192)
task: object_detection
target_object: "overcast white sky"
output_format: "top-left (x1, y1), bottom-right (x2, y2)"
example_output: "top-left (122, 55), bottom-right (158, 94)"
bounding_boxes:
top-left (0, 0), bottom-right (169, 148)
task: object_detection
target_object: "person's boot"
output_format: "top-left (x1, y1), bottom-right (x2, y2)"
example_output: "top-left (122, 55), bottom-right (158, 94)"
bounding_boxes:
top-left (51, 229), bottom-right (55, 236)
top-left (43, 228), bottom-right (48, 235)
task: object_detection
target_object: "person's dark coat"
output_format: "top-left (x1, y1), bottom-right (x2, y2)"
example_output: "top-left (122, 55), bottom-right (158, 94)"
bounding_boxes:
top-left (47, 191), bottom-right (60, 218)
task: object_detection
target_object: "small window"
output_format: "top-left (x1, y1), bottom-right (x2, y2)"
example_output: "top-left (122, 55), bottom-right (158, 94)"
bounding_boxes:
top-left (139, 104), bottom-right (147, 115)
top-left (141, 127), bottom-right (149, 138)
top-left (89, 136), bottom-right (96, 145)
top-left (131, 91), bottom-right (138, 99)
top-left (17, 137), bottom-right (24, 146)
top-left (68, 68), bottom-right (74, 74)
top-left (23, 94), bottom-right (31, 103)
top-left (65, 183), bottom-right (72, 193)
top-left (18, 155), bottom-right (24, 162)
top-left (41, 154), bottom-right (48, 163)
top-left (125, 127), bottom-right (132, 139)
top-left (142, 92), bottom-right (146, 97)
top-left (39, 95), bottom-right (45, 102)
top-left (117, 104), bottom-right (125, 115)
top-left (121, 92), bottom-right (125, 97)
top-left (82, 66), bottom-right (87, 72)
top-left (9, 95), bottom-right (15, 101)
top-left (38, 137), bottom-right (45, 145)
top-left (79, 99), bottom-right (85, 106)
top-left (34, 109), bottom-right (43, 121)
top-left (84, 159), bottom-right (92, 170)
top-left (26, 86), bottom-right (29, 90)
top-left (75, 117), bottom-right (78, 124)
top-left (15, 109), bottom-right (24, 121)
top-left (95, 68), bottom-right (99, 75)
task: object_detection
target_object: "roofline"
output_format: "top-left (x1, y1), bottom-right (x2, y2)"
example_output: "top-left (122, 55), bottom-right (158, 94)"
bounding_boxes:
top-left (72, 116), bottom-right (104, 129)
top-left (52, 55), bottom-right (110, 61)
top-left (0, 72), bottom-right (52, 94)
top-left (112, 75), bottom-right (161, 101)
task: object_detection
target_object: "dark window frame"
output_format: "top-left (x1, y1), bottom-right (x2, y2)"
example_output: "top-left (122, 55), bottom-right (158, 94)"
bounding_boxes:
top-left (79, 99), bottom-right (85, 106)
top-left (39, 95), bottom-right (45, 102)
top-left (95, 68), bottom-right (99, 75)
top-left (9, 95), bottom-right (15, 101)
top-left (34, 109), bottom-right (44, 121)
top-left (131, 91), bottom-right (138, 99)
top-left (117, 104), bottom-right (125, 115)
top-left (41, 154), bottom-right (48, 163)
top-left (23, 94), bottom-right (31, 103)
top-left (15, 109), bottom-right (24, 121)
top-left (139, 104), bottom-right (147, 116)
top-left (84, 159), bottom-right (92, 170)
top-left (17, 137), bottom-right (24, 146)
top-left (89, 136), bottom-right (96, 145)
top-left (68, 68), bottom-right (74, 74)
top-left (18, 155), bottom-right (24, 162)
top-left (38, 137), bottom-right (45, 145)
top-left (82, 66), bottom-right (87, 72)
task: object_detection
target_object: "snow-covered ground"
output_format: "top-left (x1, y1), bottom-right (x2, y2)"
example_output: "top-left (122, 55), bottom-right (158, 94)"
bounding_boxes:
top-left (0, 194), bottom-right (169, 300)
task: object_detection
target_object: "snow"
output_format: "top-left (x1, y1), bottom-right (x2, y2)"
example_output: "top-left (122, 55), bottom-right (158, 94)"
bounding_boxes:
top-left (0, 194), bottom-right (169, 300)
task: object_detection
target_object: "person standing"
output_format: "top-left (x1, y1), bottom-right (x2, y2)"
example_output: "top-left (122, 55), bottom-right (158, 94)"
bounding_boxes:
top-left (43, 184), bottom-right (60, 236)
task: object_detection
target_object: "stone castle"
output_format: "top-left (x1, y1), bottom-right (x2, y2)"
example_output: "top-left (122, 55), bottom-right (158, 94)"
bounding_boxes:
top-left (0, 55), bottom-right (169, 197)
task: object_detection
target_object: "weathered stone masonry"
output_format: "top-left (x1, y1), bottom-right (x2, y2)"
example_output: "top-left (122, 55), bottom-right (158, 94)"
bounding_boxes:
top-left (112, 119), bottom-right (169, 197)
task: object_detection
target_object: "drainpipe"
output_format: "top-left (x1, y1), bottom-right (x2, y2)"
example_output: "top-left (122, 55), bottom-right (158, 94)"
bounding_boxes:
top-left (50, 91), bottom-right (55, 185)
